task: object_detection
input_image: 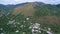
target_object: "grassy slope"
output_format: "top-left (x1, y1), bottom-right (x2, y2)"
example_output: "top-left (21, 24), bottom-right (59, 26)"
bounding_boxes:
top-left (12, 3), bottom-right (38, 16)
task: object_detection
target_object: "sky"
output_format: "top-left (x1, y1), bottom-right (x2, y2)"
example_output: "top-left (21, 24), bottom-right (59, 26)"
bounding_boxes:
top-left (0, 0), bottom-right (60, 5)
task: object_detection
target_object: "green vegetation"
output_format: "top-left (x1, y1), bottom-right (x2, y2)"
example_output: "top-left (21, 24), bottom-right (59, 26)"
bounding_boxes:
top-left (34, 5), bottom-right (60, 17)
top-left (0, 12), bottom-right (32, 34)
top-left (34, 5), bottom-right (60, 34)
top-left (0, 3), bottom-right (60, 34)
top-left (40, 23), bottom-right (60, 34)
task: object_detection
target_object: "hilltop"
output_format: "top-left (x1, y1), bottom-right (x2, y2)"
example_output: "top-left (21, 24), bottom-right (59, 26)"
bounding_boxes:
top-left (10, 2), bottom-right (45, 16)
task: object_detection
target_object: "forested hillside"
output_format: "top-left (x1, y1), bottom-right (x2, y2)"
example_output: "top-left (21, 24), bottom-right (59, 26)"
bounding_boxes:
top-left (0, 2), bottom-right (60, 34)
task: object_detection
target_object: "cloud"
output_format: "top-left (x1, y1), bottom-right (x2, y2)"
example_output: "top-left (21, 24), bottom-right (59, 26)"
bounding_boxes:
top-left (0, 0), bottom-right (60, 5)
top-left (40, 0), bottom-right (60, 4)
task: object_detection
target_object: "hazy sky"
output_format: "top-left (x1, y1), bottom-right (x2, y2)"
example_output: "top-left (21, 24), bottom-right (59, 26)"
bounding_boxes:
top-left (0, 0), bottom-right (60, 5)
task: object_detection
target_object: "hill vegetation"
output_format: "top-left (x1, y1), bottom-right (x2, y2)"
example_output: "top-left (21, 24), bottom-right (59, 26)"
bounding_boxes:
top-left (0, 2), bottom-right (60, 34)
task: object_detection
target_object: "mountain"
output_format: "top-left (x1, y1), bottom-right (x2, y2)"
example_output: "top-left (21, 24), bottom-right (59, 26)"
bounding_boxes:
top-left (0, 4), bottom-right (9, 14)
top-left (10, 2), bottom-right (45, 16)
top-left (0, 2), bottom-right (60, 16)
top-left (6, 2), bottom-right (29, 8)
top-left (56, 4), bottom-right (60, 7)
top-left (0, 2), bottom-right (45, 17)
top-left (0, 2), bottom-right (60, 34)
